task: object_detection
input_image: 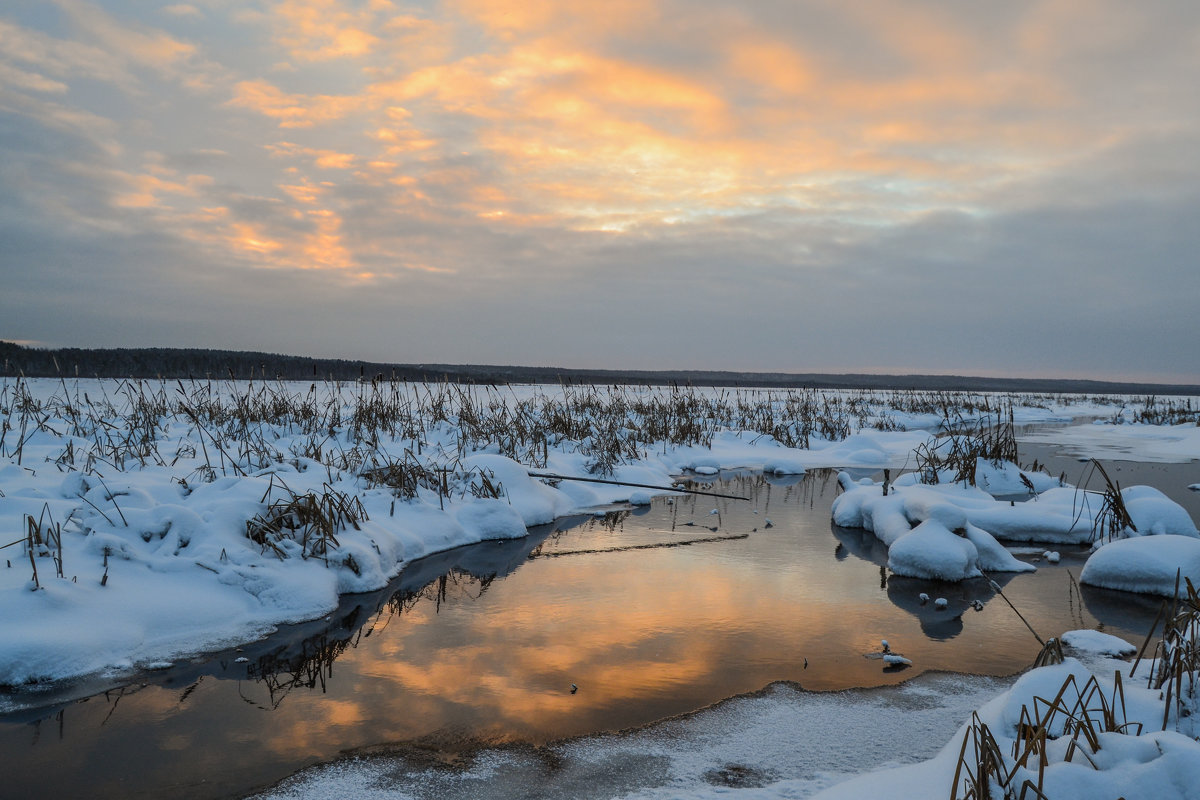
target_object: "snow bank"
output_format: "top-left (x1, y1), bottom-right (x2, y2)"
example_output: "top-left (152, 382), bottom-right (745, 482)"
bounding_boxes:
top-left (973, 457), bottom-right (1062, 495)
top-left (664, 428), bottom-right (934, 474)
top-left (833, 463), bottom-right (1197, 583)
top-left (813, 656), bottom-right (1200, 800)
top-left (1080, 536), bottom-right (1200, 597)
top-left (1060, 629), bottom-right (1137, 657)
top-left (0, 454), bottom-right (580, 686)
top-left (886, 519), bottom-right (983, 581)
top-left (832, 472), bottom-right (1036, 580)
top-left (0, 379), bottom-right (949, 687)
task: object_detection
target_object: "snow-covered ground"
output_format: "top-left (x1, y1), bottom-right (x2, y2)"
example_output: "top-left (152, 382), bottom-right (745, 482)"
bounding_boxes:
top-left (1, 379), bottom-right (1198, 798)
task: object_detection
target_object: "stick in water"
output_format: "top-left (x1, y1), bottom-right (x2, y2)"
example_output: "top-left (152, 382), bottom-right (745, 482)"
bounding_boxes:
top-left (527, 472), bottom-right (749, 501)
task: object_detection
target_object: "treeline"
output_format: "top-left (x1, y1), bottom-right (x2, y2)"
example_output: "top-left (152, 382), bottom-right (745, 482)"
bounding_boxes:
top-left (1, 340), bottom-right (1197, 395)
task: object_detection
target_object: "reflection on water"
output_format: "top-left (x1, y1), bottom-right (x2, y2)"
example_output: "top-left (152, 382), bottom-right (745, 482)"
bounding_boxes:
top-left (0, 469), bottom-right (1170, 799)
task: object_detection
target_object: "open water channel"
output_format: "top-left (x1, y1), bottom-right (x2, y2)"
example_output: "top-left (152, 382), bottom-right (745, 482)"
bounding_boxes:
top-left (0, 436), bottom-right (1196, 799)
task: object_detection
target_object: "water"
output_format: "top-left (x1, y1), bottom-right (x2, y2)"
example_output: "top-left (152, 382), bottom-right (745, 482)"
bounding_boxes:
top-left (0, 455), bottom-right (1190, 799)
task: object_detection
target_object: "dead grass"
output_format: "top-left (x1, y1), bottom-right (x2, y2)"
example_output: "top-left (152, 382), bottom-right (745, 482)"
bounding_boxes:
top-left (914, 406), bottom-right (1020, 486)
top-left (954, 574), bottom-right (1199, 799)
top-left (245, 477), bottom-right (367, 562)
top-left (1072, 459), bottom-right (1137, 544)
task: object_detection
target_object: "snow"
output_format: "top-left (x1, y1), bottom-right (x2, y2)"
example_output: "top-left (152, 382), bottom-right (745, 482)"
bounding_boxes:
top-left (1121, 485), bottom-right (1200, 536)
top-left (832, 462), bottom-right (1197, 584)
top-left (1080, 535), bottom-right (1200, 596)
top-left (812, 654), bottom-right (1200, 800)
top-left (669, 428), bottom-right (934, 474)
top-left (1020, 421), bottom-right (1200, 463)
top-left (7, 380), bottom-right (1122, 689)
top-left (886, 519), bottom-right (982, 581)
top-left (1060, 629), bottom-right (1137, 657)
top-left (3, 380), bottom-right (1198, 798)
top-left (973, 457), bottom-right (1062, 495)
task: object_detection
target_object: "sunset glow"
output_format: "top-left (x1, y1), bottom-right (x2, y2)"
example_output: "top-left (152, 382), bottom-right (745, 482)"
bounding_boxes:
top-left (1, 1), bottom-right (1198, 380)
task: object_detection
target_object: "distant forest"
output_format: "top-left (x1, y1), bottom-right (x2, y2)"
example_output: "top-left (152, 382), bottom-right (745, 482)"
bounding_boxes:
top-left (1, 341), bottom-right (1197, 395)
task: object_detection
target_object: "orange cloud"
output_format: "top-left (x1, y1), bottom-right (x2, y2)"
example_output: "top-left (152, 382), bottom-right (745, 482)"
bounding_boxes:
top-left (113, 170), bottom-right (212, 209)
top-left (265, 141), bottom-right (358, 169)
top-left (230, 221), bottom-right (285, 256)
top-left (228, 80), bottom-right (361, 128)
top-left (54, 0), bottom-right (197, 69)
top-left (449, 0), bottom-right (653, 38)
top-left (269, 0), bottom-right (379, 61)
top-left (279, 180), bottom-right (323, 204)
top-left (41, 0), bottom-right (1134, 284)
top-left (725, 37), bottom-right (814, 96)
top-left (299, 208), bottom-right (355, 270)
top-left (367, 58), bottom-right (500, 113)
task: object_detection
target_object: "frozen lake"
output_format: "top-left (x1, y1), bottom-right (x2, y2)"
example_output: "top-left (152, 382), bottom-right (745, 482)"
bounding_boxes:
top-left (2, 433), bottom-right (1193, 799)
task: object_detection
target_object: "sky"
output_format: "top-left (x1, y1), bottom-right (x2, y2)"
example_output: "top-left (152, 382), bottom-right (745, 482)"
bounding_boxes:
top-left (1, 0), bottom-right (1198, 383)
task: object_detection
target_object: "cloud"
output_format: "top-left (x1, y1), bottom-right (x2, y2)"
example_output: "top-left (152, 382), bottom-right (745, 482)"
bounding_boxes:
top-left (268, 0), bottom-right (379, 61)
top-left (227, 79), bottom-right (362, 127)
top-left (0, 18), bottom-right (136, 87)
top-left (1, 1), bottom-right (1199, 381)
top-left (51, 0), bottom-right (197, 70)
top-left (161, 4), bottom-right (202, 18)
top-left (0, 62), bottom-right (69, 94)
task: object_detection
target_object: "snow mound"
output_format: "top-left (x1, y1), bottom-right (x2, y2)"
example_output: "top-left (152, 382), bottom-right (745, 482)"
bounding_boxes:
top-left (833, 463), bottom-right (1199, 583)
top-left (973, 459), bottom-right (1060, 496)
top-left (1060, 629), bottom-right (1136, 657)
top-left (887, 520), bottom-right (981, 581)
top-left (1080, 536), bottom-right (1200, 597)
top-left (833, 473), bottom-right (1036, 581)
top-left (1121, 485), bottom-right (1200, 537)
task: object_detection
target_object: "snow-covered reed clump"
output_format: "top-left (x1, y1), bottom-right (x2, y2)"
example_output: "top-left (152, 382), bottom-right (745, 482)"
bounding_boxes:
top-left (834, 461), bottom-right (1197, 582)
top-left (815, 586), bottom-right (1200, 800)
top-left (832, 412), bottom-right (1197, 586)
